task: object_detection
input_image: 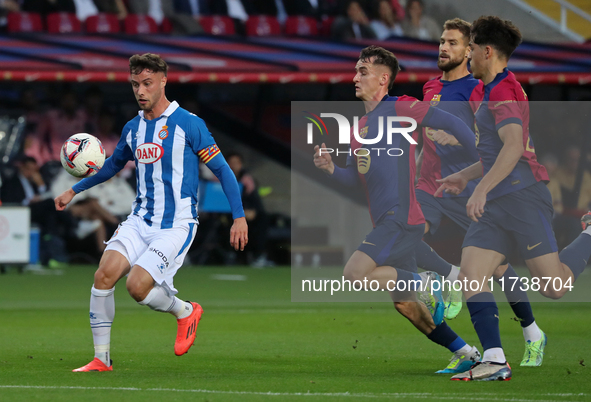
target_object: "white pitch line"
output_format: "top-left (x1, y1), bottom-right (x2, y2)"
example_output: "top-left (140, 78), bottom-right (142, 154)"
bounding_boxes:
top-left (0, 386), bottom-right (588, 401)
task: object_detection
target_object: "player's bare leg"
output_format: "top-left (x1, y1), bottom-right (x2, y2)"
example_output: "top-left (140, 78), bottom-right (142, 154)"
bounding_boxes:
top-left (73, 250), bottom-right (130, 372)
top-left (450, 246), bottom-right (511, 380)
top-left (127, 265), bottom-right (203, 356)
top-left (524, 253), bottom-right (574, 299)
top-left (344, 251), bottom-right (444, 325)
top-left (393, 295), bottom-right (436, 335)
top-left (344, 251), bottom-right (479, 371)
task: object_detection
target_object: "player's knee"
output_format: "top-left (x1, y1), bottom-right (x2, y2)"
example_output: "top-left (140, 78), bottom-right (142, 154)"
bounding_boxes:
top-left (126, 279), bottom-right (150, 302)
top-left (492, 264), bottom-right (508, 280)
top-left (343, 269), bottom-right (363, 283)
top-left (94, 268), bottom-right (118, 289)
top-left (539, 286), bottom-right (566, 300)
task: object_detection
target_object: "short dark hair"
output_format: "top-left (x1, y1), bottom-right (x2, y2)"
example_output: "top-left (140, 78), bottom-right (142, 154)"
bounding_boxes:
top-left (16, 155), bottom-right (37, 165)
top-left (470, 16), bottom-right (522, 59)
top-left (359, 45), bottom-right (400, 90)
top-left (406, 0), bottom-right (423, 10)
top-left (443, 18), bottom-right (471, 43)
top-left (225, 152), bottom-right (244, 162)
top-left (129, 53), bottom-right (168, 76)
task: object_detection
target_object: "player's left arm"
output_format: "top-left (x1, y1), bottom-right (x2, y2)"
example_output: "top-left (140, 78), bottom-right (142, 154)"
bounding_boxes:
top-left (467, 124), bottom-right (523, 222)
top-left (422, 108), bottom-right (478, 159)
top-left (205, 152), bottom-right (248, 251)
top-left (394, 97), bottom-right (478, 159)
top-left (466, 85), bottom-right (527, 221)
top-left (190, 116), bottom-right (247, 251)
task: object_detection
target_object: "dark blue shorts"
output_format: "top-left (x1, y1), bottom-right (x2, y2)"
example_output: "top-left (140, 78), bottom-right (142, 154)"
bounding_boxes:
top-left (357, 216), bottom-right (424, 272)
top-left (462, 182), bottom-right (558, 260)
top-left (416, 189), bottom-right (471, 234)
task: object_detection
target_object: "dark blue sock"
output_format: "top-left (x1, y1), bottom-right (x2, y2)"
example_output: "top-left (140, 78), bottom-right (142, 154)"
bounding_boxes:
top-left (414, 241), bottom-right (453, 277)
top-left (427, 321), bottom-right (467, 353)
top-left (467, 292), bottom-right (502, 351)
top-left (559, 232), bottom-right (591, 280)
top-left (495, 264), bottom-right (534, 328)
top-left (395, 268), bottom-right (422, 291)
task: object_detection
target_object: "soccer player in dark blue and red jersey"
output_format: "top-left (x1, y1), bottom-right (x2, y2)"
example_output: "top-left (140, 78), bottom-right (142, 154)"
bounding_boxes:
top-left (415, 18), bottom-right (545, 371)
top-left (313, 45), bottom-right (482, 372)
top-left (436, 16), bottom-right (591, 381)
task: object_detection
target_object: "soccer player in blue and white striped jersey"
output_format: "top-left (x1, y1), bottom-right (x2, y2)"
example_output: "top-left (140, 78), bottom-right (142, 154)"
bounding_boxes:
top-left (55, 53), bottom-right (248, 372)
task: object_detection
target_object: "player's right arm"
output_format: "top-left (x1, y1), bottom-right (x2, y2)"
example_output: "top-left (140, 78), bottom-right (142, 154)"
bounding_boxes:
top-left (434, 161), bottom-right (483, 197)
top-left (313, 143), bottom-right (358, 186)
top-left (465, 123), bottom-right (524, 221)
top-left (54, 128), bottom-right (133, 211)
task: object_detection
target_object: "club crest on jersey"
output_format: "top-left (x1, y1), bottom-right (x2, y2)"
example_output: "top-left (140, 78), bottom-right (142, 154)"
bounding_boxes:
top-left (158, 125), bottom-right (169, 140)
top-left (356, 149), bottom-right (371, 174)
top-left (430, 94), bottom-right (441, 106)
top-left (358, 126), bottom-right (369, 139)
top-left (136, 142), bottom-right (164, 164)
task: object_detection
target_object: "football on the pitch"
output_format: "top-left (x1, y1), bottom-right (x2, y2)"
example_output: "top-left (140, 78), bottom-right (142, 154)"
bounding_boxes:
top-left (60, 133), bottom-right (105, 178)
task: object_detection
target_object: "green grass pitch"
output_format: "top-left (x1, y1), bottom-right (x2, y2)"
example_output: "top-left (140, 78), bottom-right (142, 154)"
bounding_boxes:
top-left (0, 266), bottom-right (589, 401)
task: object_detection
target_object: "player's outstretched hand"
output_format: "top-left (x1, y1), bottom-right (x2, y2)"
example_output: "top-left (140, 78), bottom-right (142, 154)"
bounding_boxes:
top-left (230, 217), bottom-right (248, 251)
top-left (431, 130), bottom-right (459, 146)
top-left (435, 173), bottom-right (468, 197)
top-left (54, 188), bottom-right (76, 211)
top-left (313, 143), bottom-right (334, 174)
top-left (466, 190), bottom-right (486, 222)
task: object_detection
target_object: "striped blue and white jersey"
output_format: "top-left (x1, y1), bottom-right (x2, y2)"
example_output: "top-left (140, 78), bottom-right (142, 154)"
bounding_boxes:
top-left (111, 101), bottom-right (219, 229)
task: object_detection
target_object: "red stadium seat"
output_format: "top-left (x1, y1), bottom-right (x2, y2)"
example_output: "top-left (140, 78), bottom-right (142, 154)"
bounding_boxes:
top-left (160, 17), bottom-right (173, 34)
top-left (200, 15), bottom-right (235, 35)
top-left (85, 13), bottom-right (120, 33)
top-left (124, 14), bottom-right (158, 34)
top-left (319, 16), bottom-right (335, 37)
top-left (285, 16), bottom-right (318, 36)
top-left (245, 15), bottom-right (281, 37)
top-left (47, 12), bottom-right (81, 33)
top-left (7, 12), bottom-right (43, 33)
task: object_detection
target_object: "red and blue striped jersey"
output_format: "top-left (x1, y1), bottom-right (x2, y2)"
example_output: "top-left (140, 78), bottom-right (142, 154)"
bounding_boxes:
top-left (348, 95), bottom-right (431, 227)
top-left (418, 74), bottom-right (483, 197)
top-left (475, 68), bottom-right (549, 200)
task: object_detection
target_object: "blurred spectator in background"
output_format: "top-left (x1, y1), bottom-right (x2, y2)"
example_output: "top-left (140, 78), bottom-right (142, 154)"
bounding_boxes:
top-left (26, 88), bottom-right (88, 166)
top-left (0, 155), bottom-right (73, 265)
top-left (540, 153), bottom-right (573, 251)
top-left (50, 168), bottom-right (123, 256)
top-left (401, 0), bottom-right (439, 41)
top-left (226, 152), bottom-right (272, 267)
top-left (19, 88), bottom-right (44, 138)
top-left (249, 0), bottom-right (327, 24)
top-left (85, 172), bottom-right (135, 222)
top-left (22, 0), bottom-right (76, 17)
top-left (555, 146), bottom-right (591, 212)
top-left (93, 0), bottom-right (127, 20)
top-left (549, 147), bottom-right (591, 249)
top-left (128, 0), bottom-right (203, 34)
top-left (370, 0), bottom-right (403, 40)
top-left (540, 153), bottom-right (563, 214)
top-left (93, 108), bottom-right (118, 154)
top-left (93, 108), bottom-right (135, 175)
top-left (83, 85), bottom-right (104, 134)
top-left (72, 0), bottom-right (98, 22)
top-left (0, 0), bottom-right (21, 31)
top-left (331, 0), bottom-right (376, 40)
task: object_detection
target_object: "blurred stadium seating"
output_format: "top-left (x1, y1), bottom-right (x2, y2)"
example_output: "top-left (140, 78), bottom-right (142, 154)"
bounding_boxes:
top-left (0, 1), bottom-right (590, 267)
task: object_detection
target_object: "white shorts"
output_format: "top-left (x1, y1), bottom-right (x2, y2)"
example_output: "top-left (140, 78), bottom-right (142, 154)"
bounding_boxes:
top-left (105, 214), bottom-right (197, 294)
